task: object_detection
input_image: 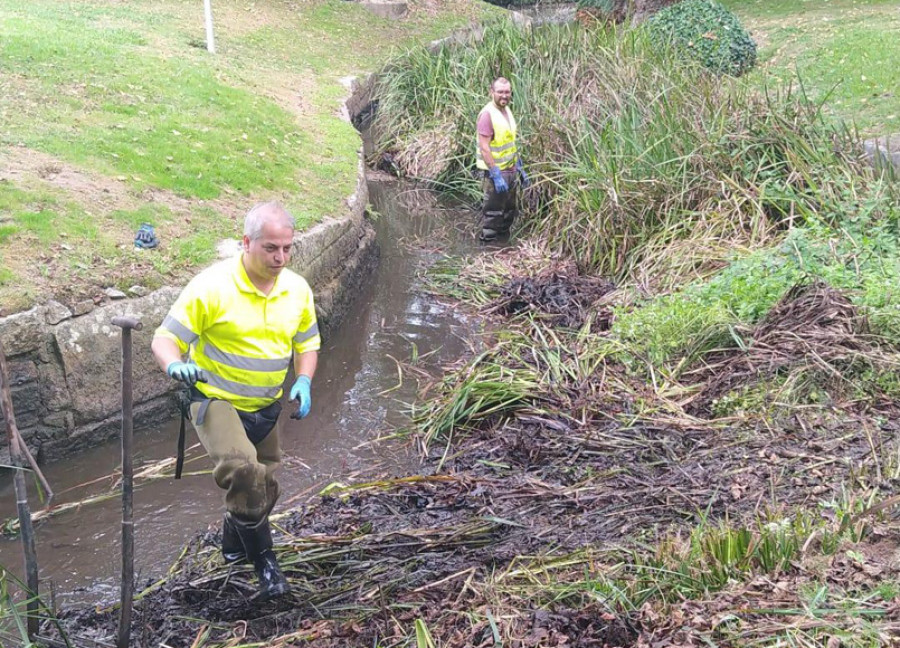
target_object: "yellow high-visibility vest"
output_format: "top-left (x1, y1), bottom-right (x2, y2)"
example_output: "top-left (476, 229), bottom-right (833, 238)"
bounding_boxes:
top-left (476, 101), bottom-right (518, 171)
top-left (154, 255), bottom-right (320, 412)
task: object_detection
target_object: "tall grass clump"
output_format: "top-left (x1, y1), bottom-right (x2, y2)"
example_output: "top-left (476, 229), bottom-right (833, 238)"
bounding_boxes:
top-left (0, 565), bottom-right (69, 648)
top-left (375, 20), bottom-right (865, 282)
top-left (412, 318), bottom-right (619, 456)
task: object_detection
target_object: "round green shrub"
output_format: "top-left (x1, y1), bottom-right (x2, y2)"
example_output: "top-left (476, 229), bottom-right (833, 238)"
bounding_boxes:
top-left (646, 0), bottom-right (757, 76)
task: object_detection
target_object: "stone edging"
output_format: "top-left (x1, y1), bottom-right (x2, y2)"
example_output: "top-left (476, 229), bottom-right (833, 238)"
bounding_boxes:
top-left (863, 134), bottom-right (900, 175)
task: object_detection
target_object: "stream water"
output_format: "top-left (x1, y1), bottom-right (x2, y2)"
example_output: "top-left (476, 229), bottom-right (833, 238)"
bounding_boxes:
top-left (0, 179), bottom-right (481, 606)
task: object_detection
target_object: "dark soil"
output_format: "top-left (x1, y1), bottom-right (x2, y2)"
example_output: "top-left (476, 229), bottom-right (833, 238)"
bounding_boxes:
top-left (488, 266), bottom-right (615, 330)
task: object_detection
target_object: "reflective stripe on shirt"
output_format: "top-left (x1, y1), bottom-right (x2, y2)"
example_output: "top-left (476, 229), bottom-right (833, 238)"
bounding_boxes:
top-left (161, 315), bottom-right (198, 347)
top-left (293, 322), bottom-right (319, 345)
top-left (202, 341), bottom-right (291, 373)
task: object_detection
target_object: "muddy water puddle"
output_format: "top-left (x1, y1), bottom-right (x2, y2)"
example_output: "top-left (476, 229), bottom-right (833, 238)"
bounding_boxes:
top-left (0, 179), bottom-right (481, 605)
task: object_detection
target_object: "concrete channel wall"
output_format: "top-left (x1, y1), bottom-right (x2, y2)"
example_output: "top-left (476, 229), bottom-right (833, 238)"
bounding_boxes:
top-left (0, 80), bottom-right (380, 465)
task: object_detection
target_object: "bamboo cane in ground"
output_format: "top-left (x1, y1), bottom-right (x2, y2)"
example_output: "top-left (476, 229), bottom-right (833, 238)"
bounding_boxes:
top-left (0, 338), bottom-right (40, 639)
top-left (112, 316), bottom-right (142, 648)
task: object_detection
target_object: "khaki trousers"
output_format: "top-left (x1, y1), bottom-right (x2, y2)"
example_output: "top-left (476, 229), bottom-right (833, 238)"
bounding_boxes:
top-left (190, 400), bottom-right (281, 523)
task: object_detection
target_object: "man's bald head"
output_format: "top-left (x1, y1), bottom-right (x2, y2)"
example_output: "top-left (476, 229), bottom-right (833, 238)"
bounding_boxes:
top-left (491, 77), bottom-right (511, 91)
top-left (244, 201), bottom-right (295, 241)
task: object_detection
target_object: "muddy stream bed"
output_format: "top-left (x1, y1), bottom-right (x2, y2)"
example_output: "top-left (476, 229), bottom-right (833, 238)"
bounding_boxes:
top-left (0, 179), bottom-right (481, 607)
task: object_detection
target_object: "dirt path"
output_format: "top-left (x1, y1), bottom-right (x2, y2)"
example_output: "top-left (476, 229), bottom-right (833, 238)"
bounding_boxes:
top-left (0, 147), bottom-right (247, 219)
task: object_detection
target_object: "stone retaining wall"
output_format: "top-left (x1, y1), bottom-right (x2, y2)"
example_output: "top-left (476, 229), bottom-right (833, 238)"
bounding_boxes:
top-left (863, 134), bottom-right (900, 175)
top-left (0, 86), bottom-right (379, 464)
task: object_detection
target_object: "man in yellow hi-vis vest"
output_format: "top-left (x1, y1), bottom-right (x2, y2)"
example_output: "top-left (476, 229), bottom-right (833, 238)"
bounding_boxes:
top-left (476, 76), bottom-right (530, 242)
top-left (151, 201), bottom-right (320, 602)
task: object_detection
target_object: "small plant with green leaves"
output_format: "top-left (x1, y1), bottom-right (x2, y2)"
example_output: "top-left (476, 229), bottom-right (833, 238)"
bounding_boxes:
top-left (0, 565), bottom-right (70, 648)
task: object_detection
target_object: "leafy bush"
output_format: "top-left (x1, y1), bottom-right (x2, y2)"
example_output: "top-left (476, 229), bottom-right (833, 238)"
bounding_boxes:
top-left (646, 0), bottom-right (757, 76)
top-left (577, 0), bottom-right (616, 9)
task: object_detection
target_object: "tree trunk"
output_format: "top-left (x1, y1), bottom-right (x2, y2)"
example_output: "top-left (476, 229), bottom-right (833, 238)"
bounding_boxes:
top-left (631, 0), bottom-right (678, 23)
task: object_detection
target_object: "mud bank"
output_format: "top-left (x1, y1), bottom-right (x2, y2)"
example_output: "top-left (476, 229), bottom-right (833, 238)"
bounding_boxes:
top-left (0, 82), bottom-right (379, 465)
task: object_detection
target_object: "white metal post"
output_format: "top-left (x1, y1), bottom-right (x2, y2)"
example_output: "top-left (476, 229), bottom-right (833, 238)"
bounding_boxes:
top-left (204, 0), bottom-right (215, 54)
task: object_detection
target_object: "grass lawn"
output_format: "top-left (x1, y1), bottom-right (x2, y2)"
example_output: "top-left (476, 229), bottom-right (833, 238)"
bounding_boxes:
top-left (0, 0), bottom-right (499, 314)
top-left (722, 0), bottom-right (900, 136)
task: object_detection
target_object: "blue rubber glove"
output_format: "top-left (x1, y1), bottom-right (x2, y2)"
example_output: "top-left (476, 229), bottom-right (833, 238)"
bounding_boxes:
top-left (166, 361), bottom-right (206, 386)
top-left (289, 375), bottom-right (312, 420)
top-left (488, 166), bottom-right (509, 194)
top-left (515, 158), bottom-right (530, 188)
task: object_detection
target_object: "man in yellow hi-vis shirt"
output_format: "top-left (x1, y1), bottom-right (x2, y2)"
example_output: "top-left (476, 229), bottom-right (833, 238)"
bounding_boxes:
top-left (151, 201), bottom-right (320, 601)
top-left (476, 76), bottom-right (530, 242)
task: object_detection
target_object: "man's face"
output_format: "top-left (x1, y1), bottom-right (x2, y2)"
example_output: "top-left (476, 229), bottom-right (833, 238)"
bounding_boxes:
top-left (491, 82), bottom-right (511, 108)
top-left (242, 219), bottom-right (294, 282)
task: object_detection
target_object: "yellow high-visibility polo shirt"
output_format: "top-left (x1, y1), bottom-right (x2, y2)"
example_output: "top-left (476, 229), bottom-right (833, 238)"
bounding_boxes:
top-left (476, 102), bottom-right (518, 171)
top-left (154, 254), bottom-right (320, 412)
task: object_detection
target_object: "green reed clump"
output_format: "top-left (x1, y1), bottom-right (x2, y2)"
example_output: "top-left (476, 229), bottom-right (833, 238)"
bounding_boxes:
top-left (411, 318), bottom-right (618, 457)
top-left (376, 20), bottom-right (863, 281)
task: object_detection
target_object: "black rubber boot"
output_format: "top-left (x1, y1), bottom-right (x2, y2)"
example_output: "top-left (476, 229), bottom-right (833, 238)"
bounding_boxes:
top-left (479, 228), bottom-right (498, 242)
top-left (230, 514), bottom-right (291, 602)
top-left (221, 514), bottom-right (247, 564)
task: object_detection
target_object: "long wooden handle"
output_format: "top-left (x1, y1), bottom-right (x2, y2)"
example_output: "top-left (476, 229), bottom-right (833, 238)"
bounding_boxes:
top-left (112, 317), bottom-right (141, 648)
top-left (0, 338), bottom-right (40, 639)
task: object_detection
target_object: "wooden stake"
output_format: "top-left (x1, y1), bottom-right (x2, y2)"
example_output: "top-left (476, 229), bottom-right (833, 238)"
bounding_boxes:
top-left (0, 339), bottom-right (40, 639)
top-left (112, 316), bottom-right (142, 648)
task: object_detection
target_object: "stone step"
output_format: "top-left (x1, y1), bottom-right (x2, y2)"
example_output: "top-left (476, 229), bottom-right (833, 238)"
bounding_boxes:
top-left (863, 134), bottom-right (900, 173)
top-left (360, 0), bottom-right (408, 20)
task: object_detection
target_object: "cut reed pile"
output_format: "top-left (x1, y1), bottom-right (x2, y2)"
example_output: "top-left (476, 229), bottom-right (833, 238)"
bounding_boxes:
top-left (487, 262), bottom-right (615, 329)
top-left (397, 239), bottom-right (900, 644)
top-left (685, 282), bottom-right (899, 414)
